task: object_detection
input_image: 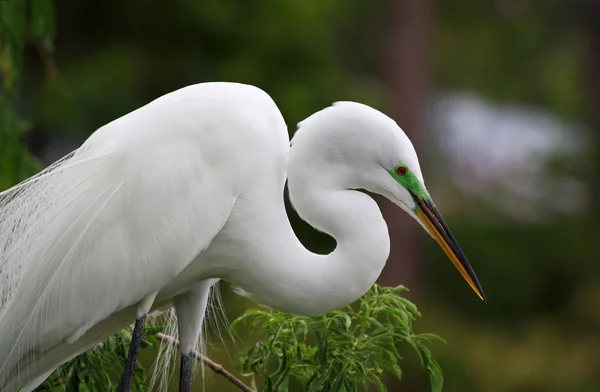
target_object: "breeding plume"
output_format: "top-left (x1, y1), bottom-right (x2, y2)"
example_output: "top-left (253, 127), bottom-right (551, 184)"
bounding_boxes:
top-left (0, 82), bottom-right (484, 392)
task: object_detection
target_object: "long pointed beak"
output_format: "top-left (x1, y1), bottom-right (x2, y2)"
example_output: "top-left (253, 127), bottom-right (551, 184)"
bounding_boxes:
top-left (413, 195), bottom-right (486, 302)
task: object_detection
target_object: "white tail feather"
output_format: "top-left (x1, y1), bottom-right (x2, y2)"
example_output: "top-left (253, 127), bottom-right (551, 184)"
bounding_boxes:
top-left (0, 149), bottom-right (107, 308)
top-left (147, 282), bottom-right (231, 392)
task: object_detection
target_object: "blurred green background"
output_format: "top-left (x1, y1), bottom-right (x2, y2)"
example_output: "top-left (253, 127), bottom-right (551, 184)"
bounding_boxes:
top-left (2, 0), bottom-right (600, 391)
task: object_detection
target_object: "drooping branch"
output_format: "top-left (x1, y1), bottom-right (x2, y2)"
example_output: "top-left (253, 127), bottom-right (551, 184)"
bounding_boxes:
top-left (155, 332), bottom-right (254, 392)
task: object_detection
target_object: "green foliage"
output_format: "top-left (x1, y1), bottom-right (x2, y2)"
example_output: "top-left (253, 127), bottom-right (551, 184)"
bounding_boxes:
top-left (0, 0), bottom-right (55, 189)
top-left (0, 93), bottom-right (38, 190)
top-left (38, 325), bottom-right (163, 392)
top-left (232, 285), bottom-right (444, 392)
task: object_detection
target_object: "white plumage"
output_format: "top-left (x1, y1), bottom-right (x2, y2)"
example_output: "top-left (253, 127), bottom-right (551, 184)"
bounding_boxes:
top-left (0, 82), bottom-right (483, 391)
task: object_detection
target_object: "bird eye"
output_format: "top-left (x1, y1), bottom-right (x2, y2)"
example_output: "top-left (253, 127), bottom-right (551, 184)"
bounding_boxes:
top-left (396, 166), bottom-right (408, 176)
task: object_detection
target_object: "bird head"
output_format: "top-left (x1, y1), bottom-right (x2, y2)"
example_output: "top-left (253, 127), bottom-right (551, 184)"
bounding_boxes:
top-left (292, 101), bottom-right (486, 302)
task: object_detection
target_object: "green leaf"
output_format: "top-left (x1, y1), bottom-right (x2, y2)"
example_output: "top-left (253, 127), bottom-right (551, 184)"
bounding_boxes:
top-left (276, 378), bottom-right (290, 392)
top-left (247, 317), bottom-right (265, 344)
top-left (330, 369), bottom-right (345, 392)
top-left (272, 349), bottom-right (288, 378)
top-left (373, 376), bottom-right (387, 392)
top-left (317, 332), bottom-right (328, 365)
top-left (344, 377), bottom-right (357, 392)
top-left (264, 375), bottom-right (273, 392)
top-left (306, 370), bottom-right (329, 392)
top-left (417, 333), bottom-right (446, 344)
top-left (142, 325), bottom-right (165, 335)
top-left (428, 360), bottom-right (444, 392)
top-left (377, 358), bottom-right (402, 380)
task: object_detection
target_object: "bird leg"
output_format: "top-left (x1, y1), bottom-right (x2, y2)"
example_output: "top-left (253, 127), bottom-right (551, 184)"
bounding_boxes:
top-left (173, 279), bottom-right (217, 392)
top-left (179, 353), bottom-right (194, 392)
top-left (116, 314), bottom-right (147, 392)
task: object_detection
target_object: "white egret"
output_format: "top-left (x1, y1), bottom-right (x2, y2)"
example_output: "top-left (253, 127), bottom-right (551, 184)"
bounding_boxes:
top-left (0, 82), bottom-right (484, 392)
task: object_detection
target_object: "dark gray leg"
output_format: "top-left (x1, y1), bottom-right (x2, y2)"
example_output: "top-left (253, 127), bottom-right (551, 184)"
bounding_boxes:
top-left (173, 280), bottom-right (216, 392)
top-left (179, 353), bottom-right (193, 392)
top-left (116, 314), bottom-right (147, 392)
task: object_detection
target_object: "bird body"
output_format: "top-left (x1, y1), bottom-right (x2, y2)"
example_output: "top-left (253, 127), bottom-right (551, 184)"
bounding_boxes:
top-left (0, 82), bottom-right (286, 390)
top-left (0, 82), bottom-right (483, 391)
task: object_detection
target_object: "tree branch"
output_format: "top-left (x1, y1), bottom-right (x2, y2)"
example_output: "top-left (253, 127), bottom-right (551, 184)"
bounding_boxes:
top-left (155, 332), bottom-right (254, 392)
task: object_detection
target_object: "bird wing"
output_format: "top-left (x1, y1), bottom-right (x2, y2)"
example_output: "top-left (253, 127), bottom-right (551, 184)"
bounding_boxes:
top-left (0, 130), bottom-right (236, 383)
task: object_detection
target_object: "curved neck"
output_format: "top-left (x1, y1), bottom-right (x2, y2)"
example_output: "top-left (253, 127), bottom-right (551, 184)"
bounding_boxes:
top-left (227, 183), bottom-right (390, 316)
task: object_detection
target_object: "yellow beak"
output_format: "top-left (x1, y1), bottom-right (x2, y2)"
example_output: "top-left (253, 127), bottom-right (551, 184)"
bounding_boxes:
top-left (414, 197), bottom-right (486, 302)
